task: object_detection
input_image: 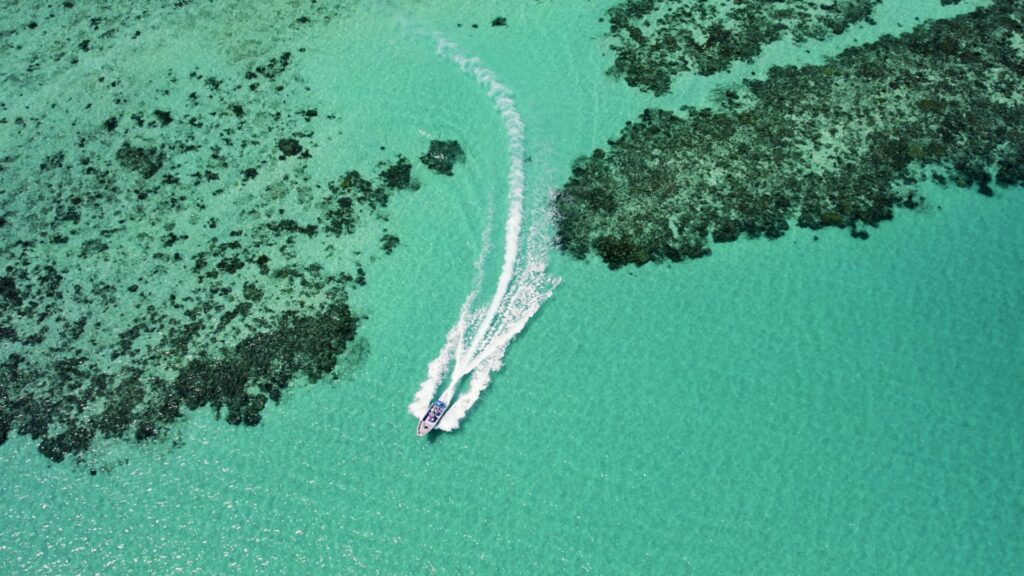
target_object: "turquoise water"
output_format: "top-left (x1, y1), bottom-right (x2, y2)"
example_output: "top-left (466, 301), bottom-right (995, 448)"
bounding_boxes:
top-left (3, 0), bottom-right (1023, 573)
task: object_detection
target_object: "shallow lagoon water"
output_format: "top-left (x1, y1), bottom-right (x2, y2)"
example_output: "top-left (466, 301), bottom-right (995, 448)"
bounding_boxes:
top-left (2, 0), bottom-right (1023, 573)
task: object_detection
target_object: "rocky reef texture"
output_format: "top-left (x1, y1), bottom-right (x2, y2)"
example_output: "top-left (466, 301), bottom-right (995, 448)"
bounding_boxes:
top-left (0, 2), bottom-right (452, 462)
top-left (606, 0), bottom-right (883, 94)
top-left (420, 139), bottom-right (466, 176)
top-left (557, 1), bottom-right (1024, 269)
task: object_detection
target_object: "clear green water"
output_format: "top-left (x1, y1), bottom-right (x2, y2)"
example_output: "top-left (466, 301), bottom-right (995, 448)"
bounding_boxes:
top-left (2, 0), bottom-right (1023, 573)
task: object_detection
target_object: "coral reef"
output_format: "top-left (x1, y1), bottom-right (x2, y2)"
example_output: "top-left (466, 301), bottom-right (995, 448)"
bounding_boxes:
top-left (558, 1), bottom-right (1024, 268)
top-left (0, 1), bottom-right (452, 462)
top-left (606, 0), bottom-right (883, 94)
top-left (420, 139), bottom-right (466, 176)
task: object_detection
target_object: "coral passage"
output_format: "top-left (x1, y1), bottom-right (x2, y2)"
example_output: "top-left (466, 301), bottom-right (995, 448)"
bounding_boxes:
top-left (606, 0), bottom-right (884, 94)
top-left (556, 0), bottom-right (1023, 269)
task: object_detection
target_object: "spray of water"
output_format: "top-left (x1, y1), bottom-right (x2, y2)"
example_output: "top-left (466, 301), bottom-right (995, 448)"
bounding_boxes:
top-left (408, 207), bottom-right (492, 414)
top-left (407, 37), bottom-right (559, 431)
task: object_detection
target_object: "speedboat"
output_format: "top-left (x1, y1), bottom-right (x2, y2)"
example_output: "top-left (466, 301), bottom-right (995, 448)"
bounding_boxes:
top-left (417, 400), bottom-right (448, 436)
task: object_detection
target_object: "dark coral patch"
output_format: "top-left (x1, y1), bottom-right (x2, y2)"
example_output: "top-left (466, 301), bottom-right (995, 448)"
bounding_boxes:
top-left (335, 170), bottom-right (388, 208)
top-left (379, 156), bottom-right (417, 190)
top-left (381, 233), bottom-right (400, 255)
top-left (174, 300), bottom-right (358, 427)
top-left (420, 139), bottom-right (465, 176)
top-left (38, 426), bottom-right (94, 462)
top-left (324, 197), bottom-right (357, 235)
top-left (266, 219), bottom-right (317, 236)
top-left (116, 142), bottom-right (164, 179)
top-left (277, 137), bottom-right (304, 157)
top-left (251, 51), bottom-right (292, 80)
top-left (154, 109), bottom-right (173, 126)
top-left (0, 276), bottom-right (20, 306)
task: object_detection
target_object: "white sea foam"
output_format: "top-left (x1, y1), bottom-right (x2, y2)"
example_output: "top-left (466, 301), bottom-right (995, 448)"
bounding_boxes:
top-left (407, 208), bottom-right (492, 418)
top-left (408, 37), bottom-right (559, 431)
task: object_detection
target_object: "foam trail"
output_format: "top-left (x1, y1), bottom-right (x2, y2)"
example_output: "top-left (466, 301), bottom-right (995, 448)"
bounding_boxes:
top-left (408, 207), bottom-right (493, 418)
top-left (439, 223), bottom-right (559, 431)
top-left (445, 47), bottom-right (527, 382)
top-left (454, 217), bottom-right (557, 378)
top-left (409, 37), bottom-right (558, 431)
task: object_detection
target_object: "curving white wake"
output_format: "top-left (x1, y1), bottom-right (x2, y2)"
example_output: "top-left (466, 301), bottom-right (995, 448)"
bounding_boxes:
top-left (408, 37), bottom-right (559, 431)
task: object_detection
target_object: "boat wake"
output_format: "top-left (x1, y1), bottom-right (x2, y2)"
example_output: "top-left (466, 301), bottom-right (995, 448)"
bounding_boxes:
top-left (408, 37), bottom-right (559, 432)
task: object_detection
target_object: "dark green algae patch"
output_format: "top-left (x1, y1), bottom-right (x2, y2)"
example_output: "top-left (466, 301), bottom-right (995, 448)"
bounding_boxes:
top-left (557, 0), bottom-right (1024, 269)
top-left (420, 139), bottom-right (466, 176)
top-left (606, 0), bottom-right (884, 94)
top-left (0, 2), bottom-right (463, 463)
